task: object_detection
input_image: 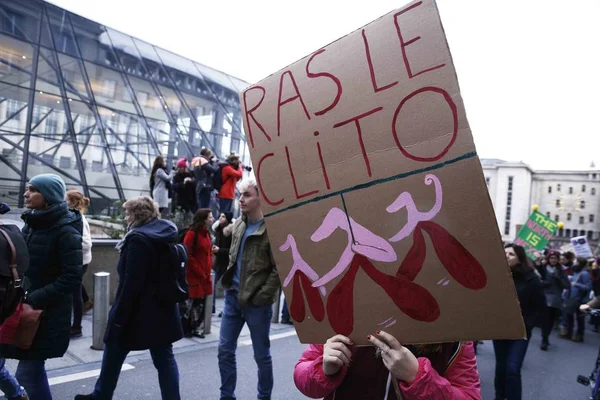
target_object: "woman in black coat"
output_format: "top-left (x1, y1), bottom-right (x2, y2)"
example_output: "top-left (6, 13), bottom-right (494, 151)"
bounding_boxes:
top-left (76, 196), bottom-right (182, 400)
top-left (1, 174), bottom-right (83, 400)
top-left (493, 243), bottom-right (545, 400)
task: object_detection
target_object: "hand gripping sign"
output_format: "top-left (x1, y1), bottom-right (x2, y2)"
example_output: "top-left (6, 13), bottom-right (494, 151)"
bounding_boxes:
top-left (241, 0), bottom-right (525, 344)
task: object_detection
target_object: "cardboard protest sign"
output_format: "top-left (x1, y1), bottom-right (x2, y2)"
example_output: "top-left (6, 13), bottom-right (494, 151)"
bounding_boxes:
top-left (570, 236), bottom-right (594, 259)
top-left (240, 0), bottom-right (525, 344)
top-left (515, 211), bottom-right (558, 260)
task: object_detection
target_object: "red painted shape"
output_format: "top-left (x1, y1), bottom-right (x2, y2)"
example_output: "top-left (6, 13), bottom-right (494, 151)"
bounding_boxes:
top-left (362, 29), bottom-right (398, 93)
top-left (256, 153), bottom-right (284, 206)
top-left (243, 86), bottom-right (269, 148)
top-left (392, 86), bottom-right (458, 162)
top-left (316, 141), bottom-right (331, 190)
top-left (285, 146), bottom-right (319, 199)
top-left (333, 107), bottom-right (383, 177)
top-left (306, 49), bottom-right (342, 116)
top-left (397, 227), bottom-right (426, 281)
top-left (393, 2), bottom-right (446, 79)
top-left (359, 255), bottom-right (440, 322)
top-left (300, 272), bottom-right (325, 322)
top-left (290, 271), bottom-right (306, 322)
top-left (277, 70), bottom-right (311, 137)
top-left (327, 256), bottom-right (361, 336)
top-left (420, 221), bottom-right (488, 290)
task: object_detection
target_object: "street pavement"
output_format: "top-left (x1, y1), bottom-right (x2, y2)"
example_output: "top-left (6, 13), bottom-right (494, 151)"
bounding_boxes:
top-left (2, 296), bottom-right (600, 399)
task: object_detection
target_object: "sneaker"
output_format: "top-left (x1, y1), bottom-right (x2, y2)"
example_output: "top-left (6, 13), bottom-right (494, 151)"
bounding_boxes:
top-left (218, 312), bottom-right (223, 318)
top-left (280, 319), bottom-right (293, 325)
top-left (193, 331), bottom-right (205, 339)
top-left (70, 327), bottom-right (82, 338)
top-left (540, 342), bottom-right (549, 351)
top-left (8, 389), bottom-right (28, 400)
top-left (74, 395), bottom-right (92, 400)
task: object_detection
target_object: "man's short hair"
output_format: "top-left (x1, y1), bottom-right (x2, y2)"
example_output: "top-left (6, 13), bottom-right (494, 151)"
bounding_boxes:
top-left (239, 177), bottom-right (259, 196)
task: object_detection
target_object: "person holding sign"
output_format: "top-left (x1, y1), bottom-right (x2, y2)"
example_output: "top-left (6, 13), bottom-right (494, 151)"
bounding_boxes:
top-left (294, 332), bottom-right (481, 399)
top-left (537, 250), bottom-right (570, 351)
top-left (493, 244), bottom-right (545, 400)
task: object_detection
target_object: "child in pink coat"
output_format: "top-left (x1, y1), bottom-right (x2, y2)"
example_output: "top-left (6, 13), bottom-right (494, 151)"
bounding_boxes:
top-left (294, 330), bottom-right (481, 399)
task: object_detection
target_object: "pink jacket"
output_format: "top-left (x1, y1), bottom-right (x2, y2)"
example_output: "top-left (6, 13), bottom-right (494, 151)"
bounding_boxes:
top-left (294, 342), bottom-right (481, 400)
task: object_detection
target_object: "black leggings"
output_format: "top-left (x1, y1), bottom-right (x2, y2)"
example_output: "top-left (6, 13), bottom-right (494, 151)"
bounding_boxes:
top-left (72, 264), bottom-right (89, 329)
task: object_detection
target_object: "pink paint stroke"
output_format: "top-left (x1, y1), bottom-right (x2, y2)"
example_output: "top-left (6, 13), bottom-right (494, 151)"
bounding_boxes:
top-left (311, 207), bottom-right (397, 288)
top-left (378, 317), bottom-right (395, 326)
top-left (280, 234), bottom-right (327, 296)
top-left (387, 174), bottom-right (443, 242)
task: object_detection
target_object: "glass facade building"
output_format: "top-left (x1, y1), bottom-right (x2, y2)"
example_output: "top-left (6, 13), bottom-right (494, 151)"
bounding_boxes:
top-left (0, 0), bottom-right (249, 213)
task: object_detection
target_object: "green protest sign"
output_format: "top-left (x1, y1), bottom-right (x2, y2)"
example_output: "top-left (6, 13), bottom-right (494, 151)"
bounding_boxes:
top-left (514, 211), bottom-right (558, 260)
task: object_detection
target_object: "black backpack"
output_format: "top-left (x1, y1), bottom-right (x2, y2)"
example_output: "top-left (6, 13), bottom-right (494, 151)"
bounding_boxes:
top-left (0, 224), bottom-right (29, 324)
top-left (212, 164), bottom-right (227, 192)
top-left (157, 241), bottom-right (189, 305)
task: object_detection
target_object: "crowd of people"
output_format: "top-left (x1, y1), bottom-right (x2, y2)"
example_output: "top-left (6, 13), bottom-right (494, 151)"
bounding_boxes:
top-left (0, 157), bottom-right (598, 399)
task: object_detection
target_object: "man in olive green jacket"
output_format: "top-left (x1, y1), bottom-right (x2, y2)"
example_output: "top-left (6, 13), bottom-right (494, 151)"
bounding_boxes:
top-left (218, 177), bottom-right (280, 400)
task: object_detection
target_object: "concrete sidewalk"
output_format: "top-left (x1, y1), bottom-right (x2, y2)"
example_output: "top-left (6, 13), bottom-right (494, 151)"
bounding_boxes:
top-left (4, 296), bottom-right (296, 374)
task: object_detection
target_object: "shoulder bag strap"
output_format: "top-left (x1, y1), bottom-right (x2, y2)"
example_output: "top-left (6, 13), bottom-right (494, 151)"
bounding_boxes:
top-left (0, 228), bottom-right (21, 288)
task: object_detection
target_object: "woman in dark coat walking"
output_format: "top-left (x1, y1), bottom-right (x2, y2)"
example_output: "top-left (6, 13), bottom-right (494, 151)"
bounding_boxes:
top-left (493, 244), bottom-right (545, 400)
top-left (1, 174), bottom-right (83, 400)
top-left (211, 212), bottom-right (234, 315)
top-left (538, 250), bottom-right (569, 350)
top-left (75, 197), bottom-right (182, 400)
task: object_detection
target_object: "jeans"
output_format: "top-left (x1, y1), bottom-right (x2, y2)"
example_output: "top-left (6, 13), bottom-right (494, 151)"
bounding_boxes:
top-left (73, 264), bottom-right (89, 329)
top-left (0, 358), bottom-right (24, 398)
top-left (218, 290), bottom-right (273, 400)
top-left (493, 330), bottom-right (531, 400)
top-left (198, 189), bottom-right (212, 209)
top-left (92, 342), bottom-right (180, 400)
top-left (541, 306), bottom-right (560, 343)
top-left (281, 298), bottom-right (290, 322)
top-left (15, 359), bottom-right (51, 400)
top-left (219, 198), bottom-right (233, 214)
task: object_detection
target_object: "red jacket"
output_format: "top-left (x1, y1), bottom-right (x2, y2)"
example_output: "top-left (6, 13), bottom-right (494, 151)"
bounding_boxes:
top-left (294, 342), bottom-right (481, 400)
top-left (217, 165), bottom-right (242, 200)
top-left (183, 229), bottom-right (213, 298)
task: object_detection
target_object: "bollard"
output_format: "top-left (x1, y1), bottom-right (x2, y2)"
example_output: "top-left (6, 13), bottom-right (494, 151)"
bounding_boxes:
top-left (271, 288), bottom-right (282, 324)
top-left (91, 272), bottom-right (110, 351)
top-left (203, 271), bottom-right (214, 335)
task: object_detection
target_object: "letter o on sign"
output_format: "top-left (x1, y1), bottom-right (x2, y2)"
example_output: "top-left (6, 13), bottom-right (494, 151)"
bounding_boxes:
top-left (392, 86), bottom-right (458, 162)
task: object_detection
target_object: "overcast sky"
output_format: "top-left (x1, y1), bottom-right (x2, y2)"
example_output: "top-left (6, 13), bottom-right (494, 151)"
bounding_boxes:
top-left (50, 0), bottom-right (600, 171)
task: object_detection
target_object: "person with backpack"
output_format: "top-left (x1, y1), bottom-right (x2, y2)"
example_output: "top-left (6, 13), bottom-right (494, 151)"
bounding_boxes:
top-left (0, 202), bottom-right (29, 400)
top-left (75, 196), bottom-right (182, 400)
top-left (181, 209), bottom-right (217, 338)
top-left (216, 153), bottom-right (243, 214)
top-left (0, 174), bottom-right (83, 400)
top-left (150, 156), bottom-right (173, 219)
top-left (192, 149), bottom-right (219, 209)
top-left (66, 189), bottom-right (93, 339)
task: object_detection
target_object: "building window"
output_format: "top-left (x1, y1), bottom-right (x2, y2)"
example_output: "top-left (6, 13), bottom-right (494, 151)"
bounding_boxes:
top-left (591, 215), bottom-right (595, 223)
top-left (546, 212), bottom-right (551, 218)
top-left (567, 213), bottom-right (572, 221)
top-left (579, 216), bottom-right (585, 224)
top-left (557, 184), bottom-right (561, 191)
top-left (569, 187), bottom-right (573, 194)
top-left (504, 176), bottom-right (513, 235)
top-left (92, 160), bottom-right (103, 172)
top-left (558, 228), bottom-right (564, 237)
top-left (556, 199), bottom-right (561, 207)
top-left (6, 100), bottom-right (20, 119)
top-left (485, 177), bottom-right (490, 187)
top-left (588, 231), bottom-right (594, 240)
top-left (593, 188), bottom-right (597, 195)
top-left (40, 154), bottom-right (53, 166)
top-left (548, 186), bottom-right (552, 193)
top-left (581, 229), bottom-right (586, 236)
top-left (59, 156), bottom-right (71, 168)
top-left (102, 80), bottom-right (116, 98)
top-left (581, 200), bottom-right (586, 209)
top-left (582, 184), bottom-right (586, 192)
top-left (46, 116), bottom-right (57, 135)
top-left (554, 215), bottom-right (559, 222)
top-left (566, 228), bottom-right (571, 237)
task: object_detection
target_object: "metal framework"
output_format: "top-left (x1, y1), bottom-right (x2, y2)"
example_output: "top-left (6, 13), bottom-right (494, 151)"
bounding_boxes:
top-left (0, 0), bottom-right (249, 214)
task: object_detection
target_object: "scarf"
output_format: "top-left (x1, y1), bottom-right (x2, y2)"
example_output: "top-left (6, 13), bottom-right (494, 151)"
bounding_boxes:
top-left (115, 220), bottom-right (142, 252)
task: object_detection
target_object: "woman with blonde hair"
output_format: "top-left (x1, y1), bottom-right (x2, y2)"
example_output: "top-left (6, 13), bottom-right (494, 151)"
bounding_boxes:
top-left (66, 189), bottom-right (93, 338)
top-left (76, 196), bottom-right (182, 399)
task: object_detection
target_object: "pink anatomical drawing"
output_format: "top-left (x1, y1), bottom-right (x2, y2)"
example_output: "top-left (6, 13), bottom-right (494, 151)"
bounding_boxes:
top-left (280, 174), bottom-right (488, 336)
